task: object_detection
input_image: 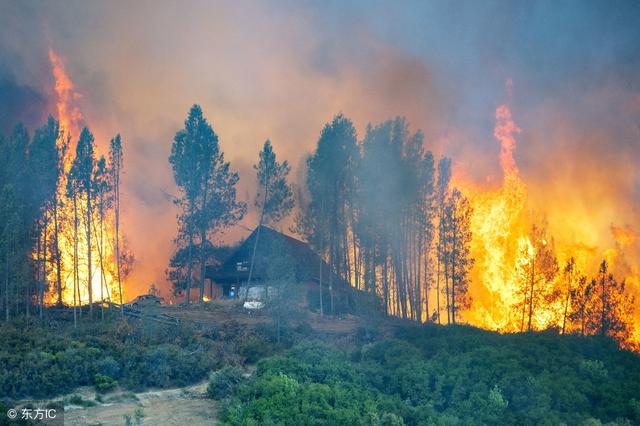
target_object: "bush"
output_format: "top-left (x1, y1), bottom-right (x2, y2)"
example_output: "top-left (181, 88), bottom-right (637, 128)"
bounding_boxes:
top-left (94, 373), bottom-right (118, 393)
top-left (219, 333), bottom-right (640, 425)
top-left (207, 366), bottom-right (245, 399)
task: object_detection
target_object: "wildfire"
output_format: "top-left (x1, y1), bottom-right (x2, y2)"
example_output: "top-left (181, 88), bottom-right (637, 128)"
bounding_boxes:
top-left (48, 48), bottom-right (83, 140)
top-left (457, 87), bottom-right (639, 345)
top-left (41, 48), bottom-right (124, 307)
top-left (457, 101), bottom-right (528, 330)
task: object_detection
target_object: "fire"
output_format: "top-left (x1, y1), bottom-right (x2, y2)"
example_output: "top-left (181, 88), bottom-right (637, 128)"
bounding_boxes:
top-left (454, 100), bottom-right (529, 330)
top-left (456, 87), bottom-right (639, 346)
top-left (40, 48), bottom-right (124, 307)
top-left (48, 48), bottom-right (83, 140)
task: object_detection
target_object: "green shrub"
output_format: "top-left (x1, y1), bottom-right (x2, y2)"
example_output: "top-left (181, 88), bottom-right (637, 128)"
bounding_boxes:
top-left (94, 373), bottom-right (118, 393)
top-left (207, 366), bottom-right (245, 399)
top-left (66, 394), bottom-right (97, 407)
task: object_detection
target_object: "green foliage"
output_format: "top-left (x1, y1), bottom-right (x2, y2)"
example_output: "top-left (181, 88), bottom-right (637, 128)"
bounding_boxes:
top-left (0, 317), bottom-right (261, 399)
top-left (220, 327), bottom-right (640, 425)
top-left (207, 366), bottom-right (245, 399)
top-left (94, 373), bottom-right (118, 393)
top-left (168, 104), bottom-right (246, 300)
top-left (66, 394), bottom-right (97, 407)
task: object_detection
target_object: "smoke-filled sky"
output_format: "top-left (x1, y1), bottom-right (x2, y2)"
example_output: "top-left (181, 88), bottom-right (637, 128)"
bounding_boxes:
top-left (1, 0), bottom-right (639, 296)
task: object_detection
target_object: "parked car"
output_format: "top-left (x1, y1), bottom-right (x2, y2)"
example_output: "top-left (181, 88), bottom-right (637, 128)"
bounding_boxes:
top-left (129, 294), bottom-right (164, 308)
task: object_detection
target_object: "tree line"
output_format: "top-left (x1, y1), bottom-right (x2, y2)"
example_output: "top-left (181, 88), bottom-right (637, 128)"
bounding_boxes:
top-left (167, 105), bottom-right (636, 347)
top-left (0, 117), bottom-right (129, 324)
top-left (167, 107), bottom-right (474, 325)
top-left (514, 221), bottom-right (635, 344)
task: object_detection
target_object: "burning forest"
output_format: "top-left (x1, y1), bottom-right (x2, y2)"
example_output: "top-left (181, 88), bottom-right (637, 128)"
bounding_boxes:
top-left (1, 2), bottom-right (640, 424)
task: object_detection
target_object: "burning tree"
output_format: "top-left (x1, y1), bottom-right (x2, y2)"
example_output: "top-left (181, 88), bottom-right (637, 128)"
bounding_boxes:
top-left (514, 223), bottom-right (559, 332)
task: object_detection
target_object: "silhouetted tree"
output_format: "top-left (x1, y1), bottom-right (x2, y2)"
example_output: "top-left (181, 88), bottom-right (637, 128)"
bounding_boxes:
top-left (71, 127), bottom-right (97, 318)
top-left (435, 157), bottom-right (452, 324)
top-left (109, 134), bottom-right (124, 314)
top-left (303, 114), bottom-right (358, 315)
top-left (169, 105), bottom-right (245, 303)
top-left (516, 223), bottom-right (558, 331)
top-left (570, 275), bottom-right (593, 336)
top-left (247, 139), bottom-right (293, 289)
top-left (441, 189), bottom-right (474, 324)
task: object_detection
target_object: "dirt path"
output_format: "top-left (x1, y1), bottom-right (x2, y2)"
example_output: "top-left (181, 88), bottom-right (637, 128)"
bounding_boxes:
top-left (64, 381), bottom-right (217, 426)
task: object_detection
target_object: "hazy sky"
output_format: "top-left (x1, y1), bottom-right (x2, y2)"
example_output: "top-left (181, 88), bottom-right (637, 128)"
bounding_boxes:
top-left (1, 0), bottom-right (639, 294)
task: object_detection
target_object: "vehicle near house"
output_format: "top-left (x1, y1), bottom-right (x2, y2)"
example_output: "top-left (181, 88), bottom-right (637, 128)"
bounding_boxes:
top-left (129, 294), bottom-right (164, 308)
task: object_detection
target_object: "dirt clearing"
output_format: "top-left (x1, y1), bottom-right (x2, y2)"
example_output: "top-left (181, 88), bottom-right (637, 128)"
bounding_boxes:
top-left (64, 382), bottom-right (216, 426)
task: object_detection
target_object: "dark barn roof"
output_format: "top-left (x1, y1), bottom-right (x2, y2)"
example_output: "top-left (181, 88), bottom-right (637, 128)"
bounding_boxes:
top-left (205, 226), bottom-right (339, 285)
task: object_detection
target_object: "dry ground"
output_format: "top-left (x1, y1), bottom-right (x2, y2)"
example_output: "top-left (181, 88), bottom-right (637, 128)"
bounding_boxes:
top-left (64, 381), bottom-right (216, 426)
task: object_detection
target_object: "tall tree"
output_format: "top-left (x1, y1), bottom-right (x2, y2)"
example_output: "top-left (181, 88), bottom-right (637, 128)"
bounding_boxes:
top-left (169, 105), bottom-right (245, 303)
top-left (441, 189), bottom-right (474, 324)
top-left (67, 149), bottom-right (81, 327)
top-left (516, 223), bottom-right (558, 331)
top-left (0, 125), bottom-right (32, 318)
top-left (246, 139), bottom-right (294, 289)
top-left (435, 157), bottom-right (452, 324)
top-left (570, 275), bottom-right (593, 336)
top-left (71, 127), bottom-right (97, 318)
top-left (93, 155), bottom-right (111, 320)
top-left (561, 257), bottom-right (576, 334)
top-left (590, 261), bottom-right (635, 343)
top-left (28, 117), bottom-right (61, 316)
top-left (304, 114), bottom-right (358, 315)
top-left (109, 134), bottom-right (124, 314)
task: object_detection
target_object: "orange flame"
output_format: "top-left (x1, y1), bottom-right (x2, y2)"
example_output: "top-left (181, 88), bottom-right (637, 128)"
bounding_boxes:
top-left (48, 48), bottom-right (83, 140)
top-left (41, 48), bottom-right (124, 307)
top-left (457, 88), bottom-right (639, 346)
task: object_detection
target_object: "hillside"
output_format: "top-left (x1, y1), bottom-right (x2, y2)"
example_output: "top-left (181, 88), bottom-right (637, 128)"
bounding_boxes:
top-left (1, 303), bottom-right (639, 425)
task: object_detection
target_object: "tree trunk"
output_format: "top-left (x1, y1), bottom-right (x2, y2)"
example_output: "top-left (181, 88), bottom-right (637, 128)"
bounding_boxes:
top-left (436, 249), bottom-right (441, 324)
top-left (73, 193), bottom-right (79, 328)
top-left (87, 191), bottom-right (93, 318)
top-left (527, 260), bottom-right (535, 331)
top-left (114, 170), bottom-right (123, 315)
top-left (185, 202), bottom-right (195, 305)
top-left (99, 199), bottom-right (105, 321)
top-left (318, 235), bottom-right (324, 316)
top-left (41, 214), bottom-right (48, 319)
top-left (601, 268), bottom-right (606, 336)
top-left (54, 199), bottom-right (63, 306)
top-left (329, 232), bottom-right (334, 316)
top-left (35, 220), bottom-right (41, 318)
top-left (561, 268), bottom-right (572, 334)
top-left (198, 182), bottom-right (210, 302)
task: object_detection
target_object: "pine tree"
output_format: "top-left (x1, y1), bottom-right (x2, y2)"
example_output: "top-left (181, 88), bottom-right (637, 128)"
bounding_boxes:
top-left (169, 105), bottom-right (245, 303)
top-left (515, 223), bottom-right (558, 331)
top-left (71, 128), bottom-right (97, 318)
top-left (303, 114), bottom-right (358, 315)
top-left (93, 155), bottom-right (111, 320)
top-left (28, 117), bottom-right (61, 316)
top-left (246, 139), bottom-right (294, 290)
top-left (435, 157), bottom-right (452, 324)
top-left (441, 189), bottom-right (474, 324)
top-left (109, 134), bottom-right (124, 314)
